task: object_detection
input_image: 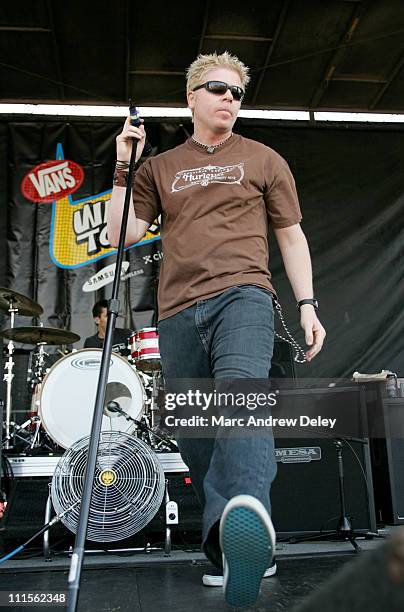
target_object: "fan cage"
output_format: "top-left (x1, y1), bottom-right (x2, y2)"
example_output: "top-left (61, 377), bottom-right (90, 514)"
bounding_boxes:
top-left (51, 431), bottom-right (166, 542)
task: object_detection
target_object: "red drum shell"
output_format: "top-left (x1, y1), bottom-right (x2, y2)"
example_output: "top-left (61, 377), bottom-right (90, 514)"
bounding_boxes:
top-left (131, 327), bottom-right (161, 373)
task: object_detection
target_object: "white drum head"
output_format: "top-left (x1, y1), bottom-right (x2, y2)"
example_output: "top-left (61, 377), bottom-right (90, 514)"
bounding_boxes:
top-left (40, 349), bottom-right (144, 449)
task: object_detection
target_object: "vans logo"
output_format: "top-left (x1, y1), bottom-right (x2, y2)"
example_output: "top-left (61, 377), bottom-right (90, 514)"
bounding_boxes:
top-left (21, 159), bottom-right (84, 203)
top-left (21, 144), bottom-right (161, 269)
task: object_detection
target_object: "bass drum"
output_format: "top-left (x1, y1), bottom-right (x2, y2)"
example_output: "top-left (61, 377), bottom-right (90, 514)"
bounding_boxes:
top-left (39, 349), bottom-right (145, 449)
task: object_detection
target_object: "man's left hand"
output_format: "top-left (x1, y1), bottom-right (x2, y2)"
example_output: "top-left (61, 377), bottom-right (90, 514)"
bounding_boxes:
top-left (300, 306), bottom-right (326, 362)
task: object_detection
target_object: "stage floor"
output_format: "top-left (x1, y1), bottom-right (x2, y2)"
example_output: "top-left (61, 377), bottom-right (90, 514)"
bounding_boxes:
top-left (0, 532), bottom-right (393, 611)
top-left (0, 554), bottom-right (352, 611)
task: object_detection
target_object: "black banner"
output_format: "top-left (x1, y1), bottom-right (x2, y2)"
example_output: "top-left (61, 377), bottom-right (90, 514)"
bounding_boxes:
top-left (1, 118), bottom-right (403, 379)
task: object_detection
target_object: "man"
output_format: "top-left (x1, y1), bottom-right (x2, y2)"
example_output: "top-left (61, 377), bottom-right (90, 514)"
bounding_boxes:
top-left (107, 51), bottom-right (325, 607)
top-left (84, 299), bottom-right (132, 357)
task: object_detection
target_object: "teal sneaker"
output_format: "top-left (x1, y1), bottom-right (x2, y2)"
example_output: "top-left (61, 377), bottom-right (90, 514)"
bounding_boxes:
top-left (219, 495), bottom-right (276, 607)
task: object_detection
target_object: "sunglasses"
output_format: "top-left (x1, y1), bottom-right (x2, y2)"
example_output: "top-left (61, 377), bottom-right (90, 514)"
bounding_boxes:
top-left (192, 80), bottom-right (245, 102)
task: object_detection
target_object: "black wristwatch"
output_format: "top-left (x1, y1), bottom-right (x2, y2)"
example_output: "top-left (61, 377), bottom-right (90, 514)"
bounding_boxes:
top-left (297, 298), bottom-right (319, 311)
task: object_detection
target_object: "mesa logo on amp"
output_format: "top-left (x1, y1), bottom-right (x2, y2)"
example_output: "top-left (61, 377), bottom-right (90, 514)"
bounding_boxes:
top-left (21, 159), bottom-right (84, 203)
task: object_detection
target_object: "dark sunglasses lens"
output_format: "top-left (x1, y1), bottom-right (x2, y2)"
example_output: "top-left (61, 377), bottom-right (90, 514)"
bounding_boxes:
top-left (230, 87), bottom-right (243, 101)
top-left (206, 81), bottom-right (244, 101)
top-left (206, 81), bottom-right (228, 95)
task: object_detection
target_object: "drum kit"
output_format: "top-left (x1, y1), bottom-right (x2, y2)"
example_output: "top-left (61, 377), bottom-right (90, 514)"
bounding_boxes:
top-left (0, 287), bottom-right (172, 455)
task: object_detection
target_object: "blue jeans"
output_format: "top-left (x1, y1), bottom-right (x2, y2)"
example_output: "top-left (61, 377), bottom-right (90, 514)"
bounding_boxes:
top-left (158, 285), bottom-right (277, 563)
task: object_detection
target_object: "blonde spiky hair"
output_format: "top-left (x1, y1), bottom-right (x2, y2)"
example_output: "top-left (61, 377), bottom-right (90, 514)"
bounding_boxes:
top-left (186, 51), bottom-right (250, 93)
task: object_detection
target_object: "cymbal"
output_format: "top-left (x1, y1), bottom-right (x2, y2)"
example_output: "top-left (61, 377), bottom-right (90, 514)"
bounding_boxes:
top-left (0, 287), bottom-right (43, 317)
top-left (1, 326), bottom-right (80, 346)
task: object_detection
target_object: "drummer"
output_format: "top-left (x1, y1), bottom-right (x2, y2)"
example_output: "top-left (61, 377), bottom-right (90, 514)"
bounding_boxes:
top-left (84, 300), bottom-right (133, 357)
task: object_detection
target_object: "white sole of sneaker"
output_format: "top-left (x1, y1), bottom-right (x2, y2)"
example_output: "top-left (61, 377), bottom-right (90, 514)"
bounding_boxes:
top-left (220, 495), bottom-right (276, 607)
top-left (202, 563), bottom-right (277, 587)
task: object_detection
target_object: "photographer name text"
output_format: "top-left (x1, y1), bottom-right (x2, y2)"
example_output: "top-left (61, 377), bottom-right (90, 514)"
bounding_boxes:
top-left (164, 415), bottom-right (337, 429)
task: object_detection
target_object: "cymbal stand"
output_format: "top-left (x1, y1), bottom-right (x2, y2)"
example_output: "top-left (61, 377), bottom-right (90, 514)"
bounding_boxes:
top-left (141, 370), bottom-right (163, 447)
top-left (27, 340), bottom-right (49, 449)
top-left (33, 341), bottom-right (48, 384)
top-left (27, 321), bottom-right (46, 387)
top-left (3, 298), bottom-right (18, 449)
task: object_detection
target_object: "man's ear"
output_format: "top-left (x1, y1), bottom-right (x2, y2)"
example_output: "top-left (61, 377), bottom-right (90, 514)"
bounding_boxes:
top-left (94, 316), bottom-right (100, 326)
top-left (187, 90), bottom-right (195, 111)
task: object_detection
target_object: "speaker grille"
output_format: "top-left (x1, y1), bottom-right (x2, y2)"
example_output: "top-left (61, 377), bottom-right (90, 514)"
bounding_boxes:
top-left (271, 438), bottom-right (374, 534)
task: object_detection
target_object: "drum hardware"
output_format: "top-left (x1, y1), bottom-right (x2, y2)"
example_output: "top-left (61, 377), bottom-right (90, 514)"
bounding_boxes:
top-left (27, 342), bottom-right (69, 388)
top-left (0, 291), bottom-right (80, 452)
top-left (27, 342), bottom-right (72, 390)
top-left (1, 416), bottom-right (55, 453)
top-left (150, 371), bottom-right (162, 428)
top-left (27, 340), bottom-right (49, 388)
top-left (26, 414), bottom-right (41, 449)
top-left (2, 415), bottom-right (39, 447)
top-left (0, 288), bottom-right (43, 450)
top-left (3, 334), bottom-right (15, 451)
top-left (141, 370), bottom-right (164, 430)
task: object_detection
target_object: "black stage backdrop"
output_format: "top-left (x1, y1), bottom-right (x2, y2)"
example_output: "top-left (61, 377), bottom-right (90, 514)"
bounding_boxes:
top-left (0, 118), bottom-right (403, 378)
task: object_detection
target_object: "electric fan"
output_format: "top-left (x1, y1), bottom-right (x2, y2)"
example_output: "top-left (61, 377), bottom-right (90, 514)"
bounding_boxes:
top-left (51, 431), bottom-right (165, 542)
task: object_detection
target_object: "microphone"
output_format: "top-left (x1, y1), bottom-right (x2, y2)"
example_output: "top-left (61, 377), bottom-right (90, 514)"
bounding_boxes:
top-left (129, 102), bottom-right (141, 127)
top-left (106, 400), bottom-right (123, 414)
top-left (129, 101), bottom-right (153, 157)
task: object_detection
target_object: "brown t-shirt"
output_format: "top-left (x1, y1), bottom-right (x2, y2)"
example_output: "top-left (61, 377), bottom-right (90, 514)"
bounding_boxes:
top-left (132, 134), bottom-right (302, 320)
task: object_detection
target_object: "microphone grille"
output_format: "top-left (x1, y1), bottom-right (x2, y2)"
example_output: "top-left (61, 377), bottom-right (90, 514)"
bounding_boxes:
top-left (129, 102), bottom-right (141, 127)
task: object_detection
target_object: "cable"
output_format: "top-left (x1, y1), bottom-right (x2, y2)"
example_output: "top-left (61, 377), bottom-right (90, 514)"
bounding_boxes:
top-left (299, 426), bottom-right (371, 493)
top-left (342, 437), bottom-right (369, 488)
top-left (1, 454), bottom-right (14, 503)
top-left (0, 519), bottom-right (55, 565)
top-left (2, 453), bottom-right (14, 481)
top-left (0, 503), bottom-right (77, 565)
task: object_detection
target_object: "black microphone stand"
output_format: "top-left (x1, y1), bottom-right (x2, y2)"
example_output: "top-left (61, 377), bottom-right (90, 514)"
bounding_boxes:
top-left (287, 433), bottom-right (380, 550)
top-left (107, 401), bottom-right (177, 451)
top-left (67, 135), bottom-right (139, 612)
top-left (332, 438), bottom-right (361, 552)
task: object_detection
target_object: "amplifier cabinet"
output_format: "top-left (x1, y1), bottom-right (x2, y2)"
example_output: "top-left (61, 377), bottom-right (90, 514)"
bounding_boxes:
top-left (271, 437), bottom-right (376, 536)
top-left (366, 388), bottom-right (404, 525)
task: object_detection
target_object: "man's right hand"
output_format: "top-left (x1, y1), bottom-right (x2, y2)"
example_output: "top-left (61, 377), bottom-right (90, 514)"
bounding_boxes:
top-left (108, 116), bottom-right (151, 248)
top-left (116, 116), bottom-right (147, 162)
